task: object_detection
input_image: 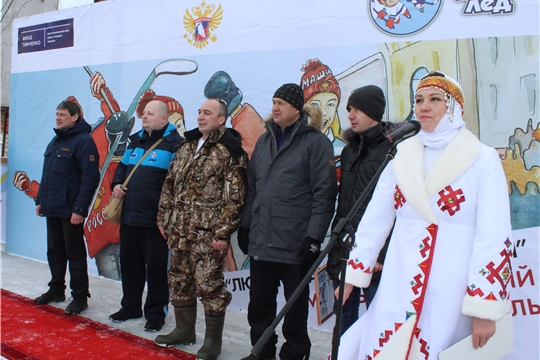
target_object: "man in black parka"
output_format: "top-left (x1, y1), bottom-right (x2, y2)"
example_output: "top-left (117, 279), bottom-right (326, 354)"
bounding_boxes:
top-left (328, 85), bottom-right (395, 334)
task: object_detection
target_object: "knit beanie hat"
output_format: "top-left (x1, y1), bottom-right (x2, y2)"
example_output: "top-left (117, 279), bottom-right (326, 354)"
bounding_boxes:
top-left (346, 85), bottom-right (386, 122)
top-left (300, 59), bottom-right (341, 101)
top-left (273, 83), bottom-right (304, 111)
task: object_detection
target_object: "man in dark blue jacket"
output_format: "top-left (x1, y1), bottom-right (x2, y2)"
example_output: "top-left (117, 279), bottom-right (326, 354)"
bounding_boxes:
top-left (108, 100), bottom-right (183, 332)
top-left (34, 100), bottom-right (100, 315)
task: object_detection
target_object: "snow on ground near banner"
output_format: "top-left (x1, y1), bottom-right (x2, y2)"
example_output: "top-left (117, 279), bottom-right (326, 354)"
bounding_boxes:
top-left (0, 247), bottom-right (333, 359)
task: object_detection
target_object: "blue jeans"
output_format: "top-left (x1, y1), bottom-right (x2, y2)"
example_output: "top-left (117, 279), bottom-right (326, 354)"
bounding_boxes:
top-left (333, 280), bottom-right (379, 335)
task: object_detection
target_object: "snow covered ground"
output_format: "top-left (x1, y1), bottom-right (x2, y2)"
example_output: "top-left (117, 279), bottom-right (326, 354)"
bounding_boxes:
top-left (0, 247), bottom-right (333, 359)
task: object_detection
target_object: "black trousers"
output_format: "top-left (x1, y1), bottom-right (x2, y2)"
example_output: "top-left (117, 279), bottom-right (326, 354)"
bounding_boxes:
top-left (119, 224), bottom-right (169, 321)
top-left (46, 217), bottom-right (89, 297)
top-left (248, 259), bottom-right (311, 360)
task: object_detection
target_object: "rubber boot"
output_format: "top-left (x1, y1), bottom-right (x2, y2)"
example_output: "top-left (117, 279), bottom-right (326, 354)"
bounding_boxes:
top-left (155, 300), bottom-right (197, 347)
top-left (196, 312), bottom-right (225, 360)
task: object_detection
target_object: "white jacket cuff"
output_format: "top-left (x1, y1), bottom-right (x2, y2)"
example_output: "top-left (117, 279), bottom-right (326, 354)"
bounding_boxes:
top-left (462, 295), bottom-right (510, 321)
top-left (344, 267), bottom-right (372, 288)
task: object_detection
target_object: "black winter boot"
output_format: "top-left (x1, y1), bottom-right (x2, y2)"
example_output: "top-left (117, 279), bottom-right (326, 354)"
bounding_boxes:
top-left (155, 300), bottom-right (197, 347)
top-left (65, 294), bottom-right (89, 315)
top-left (196, 312), bottom-right (225, 360)
top-left (34, 290), bottom-right (65, 305)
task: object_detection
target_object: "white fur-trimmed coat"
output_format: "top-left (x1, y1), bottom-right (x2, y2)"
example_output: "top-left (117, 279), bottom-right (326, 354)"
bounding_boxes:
top-left (339, 128), bottom-right (512, 360)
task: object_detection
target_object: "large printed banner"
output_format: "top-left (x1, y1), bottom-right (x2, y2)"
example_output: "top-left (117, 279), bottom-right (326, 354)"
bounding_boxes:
top-left (8, 0), bottom-right (539, 357)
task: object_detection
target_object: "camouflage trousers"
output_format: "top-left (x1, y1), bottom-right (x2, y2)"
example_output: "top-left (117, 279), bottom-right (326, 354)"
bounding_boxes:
top-left (169, 228), bottom-right (232, 314)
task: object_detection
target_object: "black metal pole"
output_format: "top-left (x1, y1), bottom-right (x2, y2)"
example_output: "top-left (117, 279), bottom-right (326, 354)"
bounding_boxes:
top-left (330, 231), bottom-right (351, 359)
top-left (329, 148), bottom-right (396, 360)
top-left (250, 146), bottom-right (398, 359)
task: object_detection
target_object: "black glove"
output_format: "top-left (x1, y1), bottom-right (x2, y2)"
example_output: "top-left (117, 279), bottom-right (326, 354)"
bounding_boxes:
top-left (237, 227), bottom-right (250, 255)
top-left (339, 223), bottom-right (355, 250)
top-left (296, 237), bottom-right (322, 265)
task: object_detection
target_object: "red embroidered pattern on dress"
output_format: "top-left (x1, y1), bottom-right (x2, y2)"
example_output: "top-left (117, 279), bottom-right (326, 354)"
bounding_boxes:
top-left (411, 274), bottom-right (424, 296)
top-left (436, 185), bottom-right (465, 215)
top-left (405, 225), bottom-right (438, 360)
top-left (467, 286), bottom-right (484, 297)
top-left (419, 338), bottom-right (430, 359)
top-left (419, 235), bottom-right (432, 258)
top-left (468, 238), bottom-right (513, 301)
top-left (348, 259), bottom-right (371, 273)
top-left (410, 225), bottom-right (437, 313)
top-left (379, 330), bottom-right (393, 347)
top-left (485, 245), bottom-right (513, 300)
top-left (394, 185), bottom-right (406, 209)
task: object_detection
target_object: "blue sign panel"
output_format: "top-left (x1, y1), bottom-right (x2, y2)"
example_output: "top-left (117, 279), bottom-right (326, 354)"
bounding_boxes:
top-left (18, 19), bottom-right (74, 54)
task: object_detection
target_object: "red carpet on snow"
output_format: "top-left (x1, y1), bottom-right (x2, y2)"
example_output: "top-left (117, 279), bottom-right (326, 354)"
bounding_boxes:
top-left (1, 289), bottom-right (196, 360)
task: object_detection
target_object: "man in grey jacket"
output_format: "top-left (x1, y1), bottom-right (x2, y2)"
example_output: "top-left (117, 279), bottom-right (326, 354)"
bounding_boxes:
top-left (238, 83), bottom-right (337, 360)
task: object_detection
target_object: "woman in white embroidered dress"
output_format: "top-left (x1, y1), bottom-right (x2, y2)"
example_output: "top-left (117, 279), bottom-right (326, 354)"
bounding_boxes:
top-left (336, 71), bottom-right (512, 360)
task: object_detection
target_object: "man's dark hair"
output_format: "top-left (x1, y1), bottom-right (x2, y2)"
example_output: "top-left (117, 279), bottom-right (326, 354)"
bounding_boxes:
top-left (57, 100), bottom-right (81, 117)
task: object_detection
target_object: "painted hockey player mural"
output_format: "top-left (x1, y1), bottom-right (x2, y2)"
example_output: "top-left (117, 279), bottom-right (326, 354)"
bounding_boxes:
top-left (204, 70), bottom-right (265, 159)
top-left (300, 58), bottom-right (346, 178)
top-left (501, 119), bottom-right (540, 230)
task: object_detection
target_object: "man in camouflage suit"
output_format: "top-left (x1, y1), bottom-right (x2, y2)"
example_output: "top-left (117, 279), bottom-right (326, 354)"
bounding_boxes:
top-left (155, 98), bottom-right (248, 360)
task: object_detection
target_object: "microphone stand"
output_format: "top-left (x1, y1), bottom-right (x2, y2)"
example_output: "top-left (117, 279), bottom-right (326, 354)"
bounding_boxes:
top-left (250, 144), bottom-right (399, 360)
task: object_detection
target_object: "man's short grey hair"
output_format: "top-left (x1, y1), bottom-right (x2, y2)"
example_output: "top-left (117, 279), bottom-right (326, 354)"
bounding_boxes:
top-left (210, 98), bottom-right (228, 118)
top-left (153, 100), bottom-right (170, 117)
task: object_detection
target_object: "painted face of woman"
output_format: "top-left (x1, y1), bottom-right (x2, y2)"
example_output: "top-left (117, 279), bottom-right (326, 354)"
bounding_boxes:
top-left (308, 92), bottom-right (339, 134)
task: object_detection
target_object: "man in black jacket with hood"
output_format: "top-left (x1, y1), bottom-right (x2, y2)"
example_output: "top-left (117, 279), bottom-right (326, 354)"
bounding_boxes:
top-left (328, 85), bottom-right (394, 334)
top-left (34, 100), bottom-right (100, 315)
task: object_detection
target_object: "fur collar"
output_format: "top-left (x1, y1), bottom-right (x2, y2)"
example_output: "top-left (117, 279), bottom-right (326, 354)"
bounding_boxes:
top-left (263, 104), bottom-right (323, 131)
top-left (184, 126), bottom-right (246, 158)
top-left (391, 128), bottom-right (480, 224)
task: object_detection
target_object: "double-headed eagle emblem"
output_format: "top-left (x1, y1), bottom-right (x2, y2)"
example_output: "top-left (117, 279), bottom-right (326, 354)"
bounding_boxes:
top-left (183, 1), bottom-right (223, 49)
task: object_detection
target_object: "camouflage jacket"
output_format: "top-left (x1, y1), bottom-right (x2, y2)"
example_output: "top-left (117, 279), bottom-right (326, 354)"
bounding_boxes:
top-left (157, 126), bottom-right (248, 249)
